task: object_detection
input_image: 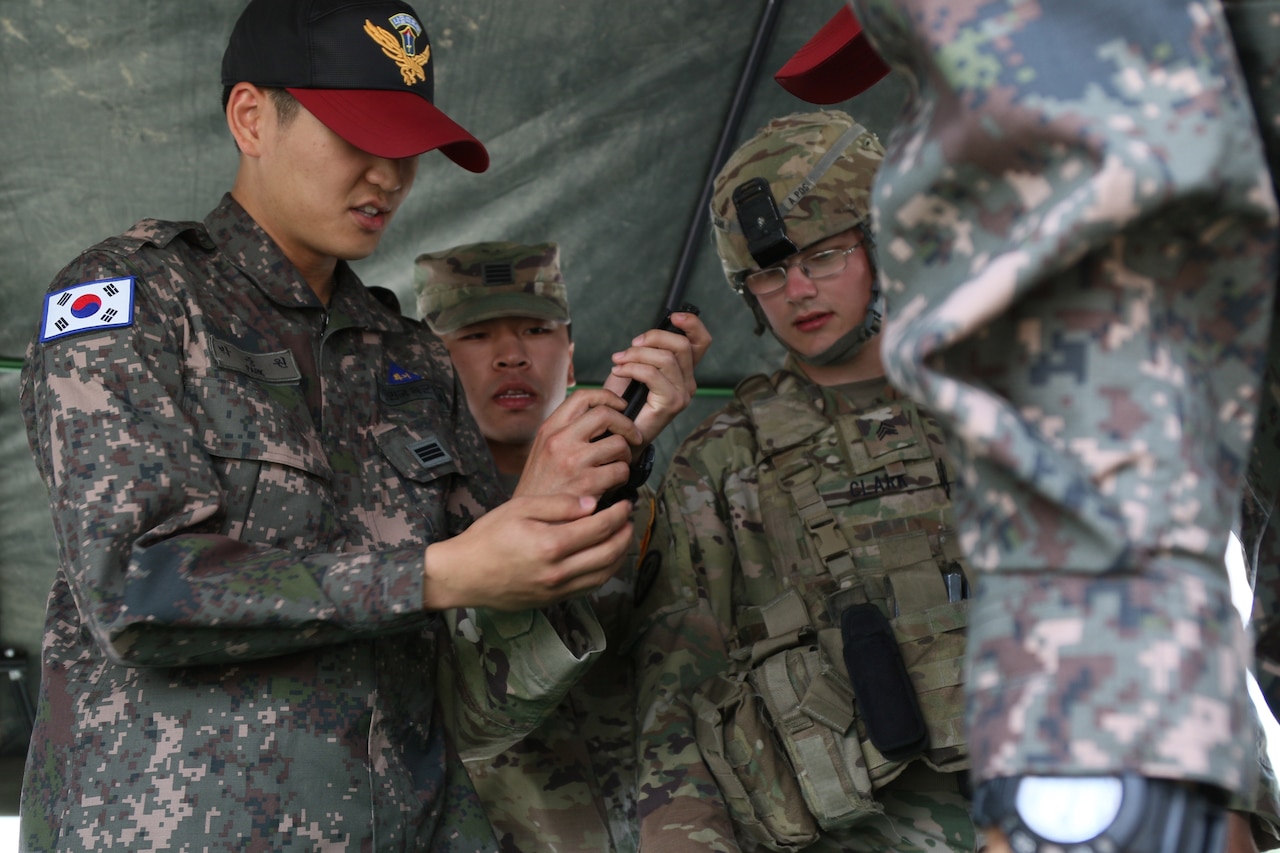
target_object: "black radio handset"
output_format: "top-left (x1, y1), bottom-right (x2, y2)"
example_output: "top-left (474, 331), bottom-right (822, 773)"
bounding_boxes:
top-left (616, 302), bottom-right (701, 421)
top-left (594, 302), bottom-right (701, 512)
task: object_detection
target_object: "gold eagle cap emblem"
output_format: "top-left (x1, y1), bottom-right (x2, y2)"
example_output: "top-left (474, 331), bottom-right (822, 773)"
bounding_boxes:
top-left (364, 17), bottom-right (430, 86)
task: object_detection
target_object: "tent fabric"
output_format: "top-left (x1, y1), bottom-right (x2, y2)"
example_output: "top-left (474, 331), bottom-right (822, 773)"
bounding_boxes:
top-left (0, 0), bottom-right (908, 770)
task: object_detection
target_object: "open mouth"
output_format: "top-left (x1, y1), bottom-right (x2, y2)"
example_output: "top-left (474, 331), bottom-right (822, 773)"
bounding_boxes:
top-left (493, 386), bottom-right (536, 408)
top-left (352, 203), bottom-right (390, 229)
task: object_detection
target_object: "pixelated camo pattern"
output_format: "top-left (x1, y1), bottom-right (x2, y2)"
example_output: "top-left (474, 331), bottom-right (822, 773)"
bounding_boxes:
top-left (18, 196), bottom-right (602, 852)
top-left (851, 0), bottom-right (1280, 805)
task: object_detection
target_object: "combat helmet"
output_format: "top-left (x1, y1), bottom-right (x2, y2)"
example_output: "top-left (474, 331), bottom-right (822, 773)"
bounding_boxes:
top-left (709, 109), bottom-right (884, 365)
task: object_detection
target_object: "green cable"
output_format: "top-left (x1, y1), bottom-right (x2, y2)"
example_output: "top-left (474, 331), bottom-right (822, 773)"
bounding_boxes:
top-left (576, 384), bottom-right (734, 398)
top-left (0, 358), bottom-right (739, 397)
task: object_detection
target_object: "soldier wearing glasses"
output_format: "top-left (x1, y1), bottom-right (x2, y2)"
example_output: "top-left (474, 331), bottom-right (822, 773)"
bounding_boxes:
top-left (632, 109), bottom-right (978, 851)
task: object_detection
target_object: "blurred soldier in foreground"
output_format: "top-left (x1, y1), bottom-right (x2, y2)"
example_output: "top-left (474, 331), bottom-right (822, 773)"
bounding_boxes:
top-left (416, 240), bottom-right (708, 852)
top-left (773, 2), bottom-right (1280, 851)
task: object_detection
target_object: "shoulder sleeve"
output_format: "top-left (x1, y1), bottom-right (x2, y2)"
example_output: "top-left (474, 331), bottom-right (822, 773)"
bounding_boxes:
top-left (20, 248), bottom-right (434, 668)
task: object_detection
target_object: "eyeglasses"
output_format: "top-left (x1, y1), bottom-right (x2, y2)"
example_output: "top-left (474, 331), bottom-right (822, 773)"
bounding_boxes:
top-left (741, 241), bottom-right (864, 297)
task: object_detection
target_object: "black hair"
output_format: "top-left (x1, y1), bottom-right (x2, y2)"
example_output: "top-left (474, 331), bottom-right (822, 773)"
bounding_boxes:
top-left (220, 86), bottom-right (301, 127)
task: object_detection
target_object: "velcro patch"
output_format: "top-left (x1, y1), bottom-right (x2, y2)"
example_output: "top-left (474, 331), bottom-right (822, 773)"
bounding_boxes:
top-left (40, 277), bottom-right (136, 343)
top-left (210, 338), bottom-right (302, 384)
top-left (407, 436), bottom-right (453, 470)
top-left (387, 361), bottom-right (423, 384)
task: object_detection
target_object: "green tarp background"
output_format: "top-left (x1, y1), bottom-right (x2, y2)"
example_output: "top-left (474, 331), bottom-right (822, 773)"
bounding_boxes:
top-left (0, 0), bottom-right (909, 791)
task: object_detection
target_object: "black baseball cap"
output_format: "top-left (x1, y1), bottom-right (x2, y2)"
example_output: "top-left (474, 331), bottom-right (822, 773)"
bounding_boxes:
top-left (221, 0), bottom-right (489, 172)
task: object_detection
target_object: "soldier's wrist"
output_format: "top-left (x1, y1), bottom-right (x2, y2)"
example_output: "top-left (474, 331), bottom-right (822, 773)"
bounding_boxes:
top-left (972, 773), bottom-right (1228, 853)
top-left (422, 541), bottom-right (458, 611)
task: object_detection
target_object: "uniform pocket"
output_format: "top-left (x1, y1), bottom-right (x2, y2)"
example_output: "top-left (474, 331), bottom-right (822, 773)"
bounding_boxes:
top-left (186, 373), bottom-right (330, 475)
top-left (373, 421), bottom-right (468, 483)
top-left (691, 672), bottom-right (821, 852)
top-left (748, 641), bottom-right (883, 833)
top-left (184, 372), bottom-right (336, 548)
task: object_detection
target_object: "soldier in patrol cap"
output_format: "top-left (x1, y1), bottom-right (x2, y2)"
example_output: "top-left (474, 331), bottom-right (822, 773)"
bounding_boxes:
top-left (418, 241), bottom-right (573, 491)
top-left (416, 239), bottom-right (708, 853)
top-left (633, 109), bottom-right (977, 851)
top-left (17, 1), bottom-right (660, 851)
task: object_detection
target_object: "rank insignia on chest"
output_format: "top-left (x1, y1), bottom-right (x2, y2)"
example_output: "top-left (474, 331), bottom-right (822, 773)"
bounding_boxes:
top-left (39, 276), bottom-right (136, 343)
top-left (387, 361), bottom-right (424, 385)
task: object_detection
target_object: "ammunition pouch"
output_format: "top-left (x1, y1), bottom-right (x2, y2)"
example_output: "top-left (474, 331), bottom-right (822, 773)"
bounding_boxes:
top-left (692, 587), bottom-right (968, 847)
top-left (750, 631), bottom-right (880, 833)
top-left (692, 672), bottom-right (821, 852)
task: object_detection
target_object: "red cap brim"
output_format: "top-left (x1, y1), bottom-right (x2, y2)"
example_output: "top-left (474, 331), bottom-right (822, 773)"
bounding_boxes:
top-left (290, 88), bottom-right (490, 173)
top-left (775, 5), bottom-right (890, 105)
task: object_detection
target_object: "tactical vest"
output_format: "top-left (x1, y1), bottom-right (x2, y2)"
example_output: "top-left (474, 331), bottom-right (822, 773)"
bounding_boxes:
top-left (691, 372), bottom-right (970, 851)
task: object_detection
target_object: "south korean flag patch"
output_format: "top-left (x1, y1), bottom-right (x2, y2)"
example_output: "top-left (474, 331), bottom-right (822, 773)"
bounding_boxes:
top-left (40, 276), bottom-right (136, 343)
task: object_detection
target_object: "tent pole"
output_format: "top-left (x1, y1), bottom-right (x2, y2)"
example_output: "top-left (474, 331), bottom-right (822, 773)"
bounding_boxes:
top-left (661, 0), bottom-right (788, 317)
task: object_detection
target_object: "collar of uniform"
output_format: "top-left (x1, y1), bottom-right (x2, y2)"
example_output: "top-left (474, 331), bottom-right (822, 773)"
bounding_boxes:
top-left (328, 273), bottom-right (408, 334)
top-left (204, 193), bottom-right (405, 334)
top-left (826, 376), bottom-right (895, 415)
top-left (777, 354), bottom-right (896, 413)
top-left (205, 194), bottom-right (320, 310)
top-left (776, 355), bottom-right (825, 409)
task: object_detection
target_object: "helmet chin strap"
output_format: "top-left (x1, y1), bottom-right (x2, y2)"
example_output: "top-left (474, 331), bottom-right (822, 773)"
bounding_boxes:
top-left (787, 287), bottom-right (883, 367)
top-left (745, 287), bottom-right (883, 367)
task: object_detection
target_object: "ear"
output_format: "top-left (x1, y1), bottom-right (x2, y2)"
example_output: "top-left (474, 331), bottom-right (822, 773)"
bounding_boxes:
top-left (565, 341), bottom-right (576, 389)
top-left (226, 82), bottom-right (269, 157)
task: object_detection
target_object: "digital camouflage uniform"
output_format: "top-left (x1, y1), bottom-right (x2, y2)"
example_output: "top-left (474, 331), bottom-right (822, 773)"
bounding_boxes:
top-left (1229, 0), bottom-right (1280, 734)
top-left (634, 365), bottom-right (975, 852)
top-left (416, 241), bottom-right (643, 853)
top-left (844, 0), bottom-right (1280, 820)
top-left (19, 194), bottom-right (607, 853)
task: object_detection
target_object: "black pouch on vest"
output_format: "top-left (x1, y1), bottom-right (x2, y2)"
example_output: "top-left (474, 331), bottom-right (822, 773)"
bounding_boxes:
top-left (840, 602), bottom-right (929, 760)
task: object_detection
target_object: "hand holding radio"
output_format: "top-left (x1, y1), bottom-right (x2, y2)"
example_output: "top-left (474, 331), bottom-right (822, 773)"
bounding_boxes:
top-left (515, 304), bottom-right (707, 509)
top-left (595, 303), bottom-right (706, 510)
top-left (608, 303), bottom-right (703, 423)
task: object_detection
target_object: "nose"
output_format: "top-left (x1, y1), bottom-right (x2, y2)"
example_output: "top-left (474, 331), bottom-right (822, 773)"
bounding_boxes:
top-left (366, 155), bottom-right (415, 193)
top-left (782, 262), bottom-right (818, 302)
top-left (493, 332), bottom-right (529, 369)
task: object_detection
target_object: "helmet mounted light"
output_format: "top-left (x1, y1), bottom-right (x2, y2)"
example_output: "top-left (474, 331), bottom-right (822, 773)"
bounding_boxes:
top-left (732, 177), bottom-right (798, 271)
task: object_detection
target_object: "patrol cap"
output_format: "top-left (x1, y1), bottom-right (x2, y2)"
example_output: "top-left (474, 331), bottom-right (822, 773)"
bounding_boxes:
top-left (415, 241), bottom-right (570, 334)
top-left (709, 110), bottom-right (884, 288)
top-left (221, 0), bottom-right (489, 171)
top-left (774, 5), bottom-right (890, 104)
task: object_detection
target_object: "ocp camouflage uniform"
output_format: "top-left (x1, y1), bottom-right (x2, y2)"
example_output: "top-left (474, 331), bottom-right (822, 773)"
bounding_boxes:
top-left (416, 241), bottom-right (644, 853)
top-left (848, 0), bottom-right (1280, 822)
top-left (464, 495), bottom-right (650, 853)
top-left (19, 194), bottom-right (606, 852)
top-left (633, 362), bottom-right (976, 852)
